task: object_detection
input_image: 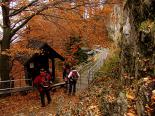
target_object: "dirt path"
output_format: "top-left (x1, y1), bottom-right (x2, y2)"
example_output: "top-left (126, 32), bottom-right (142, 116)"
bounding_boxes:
top-left (0, 89), bottom-right (80, 116)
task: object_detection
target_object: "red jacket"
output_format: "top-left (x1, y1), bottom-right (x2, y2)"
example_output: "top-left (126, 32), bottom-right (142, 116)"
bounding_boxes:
top-left (34, 73), bottom-right (51, 92)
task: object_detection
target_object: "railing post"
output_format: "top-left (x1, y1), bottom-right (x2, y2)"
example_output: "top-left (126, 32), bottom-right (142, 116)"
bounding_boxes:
top-left (88, 70), bottom-right (90, 85)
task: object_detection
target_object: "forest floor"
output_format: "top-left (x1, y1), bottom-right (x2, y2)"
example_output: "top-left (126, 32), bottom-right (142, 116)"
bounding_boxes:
top-left (0, 72), bottom-right (109, 116)
top-left (0, 88), bottom-right (79, 116)
top-left (0, 85), bottom-right (101, 116)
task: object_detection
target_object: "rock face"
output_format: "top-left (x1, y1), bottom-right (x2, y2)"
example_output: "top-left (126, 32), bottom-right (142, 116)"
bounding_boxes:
top-left (108, 0), bottom-right (155, 79)
top-left (104, 0), bottom-right (155, 115)
top-left (120, 0), bottom-right (155, 79)
top-left (119, 0), bottom-right (155, 115)
top-left (107, 4), bottom-right (123, 44)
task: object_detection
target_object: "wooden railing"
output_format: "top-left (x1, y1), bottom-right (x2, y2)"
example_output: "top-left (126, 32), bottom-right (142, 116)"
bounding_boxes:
top-left (0, 79), bottom-right (65, 95)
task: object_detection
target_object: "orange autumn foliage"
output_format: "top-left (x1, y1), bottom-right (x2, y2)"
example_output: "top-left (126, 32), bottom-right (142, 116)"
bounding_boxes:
top-left (23, 3), bottom-right (111, 51)
top-left (10, 0), bottom-right (122, 81)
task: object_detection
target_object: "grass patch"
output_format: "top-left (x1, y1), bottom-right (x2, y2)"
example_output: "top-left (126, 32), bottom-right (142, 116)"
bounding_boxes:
top-left (95, 49), bottom-right (120, 78)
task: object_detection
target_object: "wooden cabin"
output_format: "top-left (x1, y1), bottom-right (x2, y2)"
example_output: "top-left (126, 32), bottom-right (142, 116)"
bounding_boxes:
top-left (16, 40), bottom-right (65, 85)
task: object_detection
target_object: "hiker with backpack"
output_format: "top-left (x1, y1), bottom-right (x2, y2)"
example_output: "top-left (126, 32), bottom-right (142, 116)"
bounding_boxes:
top-left (34, 68), bottom-right (52, 107)
top-left (68, 67), bottom-right (80, 95)
top-left (63, 64), bottom-right (71, 93)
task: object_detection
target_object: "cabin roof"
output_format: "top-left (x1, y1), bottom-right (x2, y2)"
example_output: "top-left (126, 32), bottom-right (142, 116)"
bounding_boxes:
top-left (16, 39), bottom-right (65, 65)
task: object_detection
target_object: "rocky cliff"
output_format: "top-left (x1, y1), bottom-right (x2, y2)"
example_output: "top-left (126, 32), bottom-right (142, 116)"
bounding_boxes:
top-left (103, 0), bottom-right (155, 115)
top-left (120, 0), bottom-right (155, 115)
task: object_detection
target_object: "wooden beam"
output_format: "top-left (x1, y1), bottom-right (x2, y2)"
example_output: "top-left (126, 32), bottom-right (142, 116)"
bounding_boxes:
top-left (51, 58), bottom-right (55, 81)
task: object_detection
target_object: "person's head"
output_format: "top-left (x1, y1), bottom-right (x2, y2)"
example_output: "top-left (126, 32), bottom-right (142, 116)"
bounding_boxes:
top-left (40, 68), bottom-right (46, 76)
top-left (71, 67), bottom-right (76, 70)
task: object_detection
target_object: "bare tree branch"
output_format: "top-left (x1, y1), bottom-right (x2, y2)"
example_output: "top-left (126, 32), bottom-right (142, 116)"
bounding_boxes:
top-left (9, 0), bottom-right (39, 17)
top-left (11, 14), bottom-right (35, 37)
top-left (10, 0), bottom-right (71, 37)
top-left (40, 13), bottom-right (84, 22)
top-left (11, 18), bottom-right (27, 30)
top-left (43, 15), bottom-right (68, 32)
top-left (10, 35), bottom-right (18, 43)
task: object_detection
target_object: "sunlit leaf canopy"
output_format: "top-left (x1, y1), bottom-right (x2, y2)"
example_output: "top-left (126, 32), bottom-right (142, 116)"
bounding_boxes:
top-left (24, 0), bottom-right (112, 47)
top-left (0, 0), bottom-right (116, 57)
top-left (4, 0), bottom-right (106, 25)
top-left (2, 0), bottom-right (120, 45)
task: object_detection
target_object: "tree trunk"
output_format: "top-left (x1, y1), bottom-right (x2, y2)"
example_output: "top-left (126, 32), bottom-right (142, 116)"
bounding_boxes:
top-left (153, 32), bottom-right (155, 75)
top-left (0, 1), bottom-right (12, 94)
top-left (0, 33), bottom-right (11, 90)
top-left (0, 56), bottom-right (10, 89)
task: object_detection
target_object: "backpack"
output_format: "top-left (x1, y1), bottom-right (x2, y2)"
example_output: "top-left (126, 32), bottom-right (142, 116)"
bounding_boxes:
top-left (71, 70), bottom-right (79, 81)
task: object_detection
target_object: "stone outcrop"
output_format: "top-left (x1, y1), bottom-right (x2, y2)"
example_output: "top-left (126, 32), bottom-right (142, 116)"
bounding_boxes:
top-left (103, 0), bottom-right (155, 115)
top-left (120, 0), bottom-right (155, 115)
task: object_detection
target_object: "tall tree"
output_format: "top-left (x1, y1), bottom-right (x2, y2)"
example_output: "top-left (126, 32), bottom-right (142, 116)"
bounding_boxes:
top-left (0, 0), bottom-right (45, 89)
top-left (0, 0), bottom-right (78, 89)
top-left (0, 0), bottom-right (110, 90)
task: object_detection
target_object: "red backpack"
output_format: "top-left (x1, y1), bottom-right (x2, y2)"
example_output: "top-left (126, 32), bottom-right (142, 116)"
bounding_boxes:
top-left (71, 71), bottom-right (79, 81)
